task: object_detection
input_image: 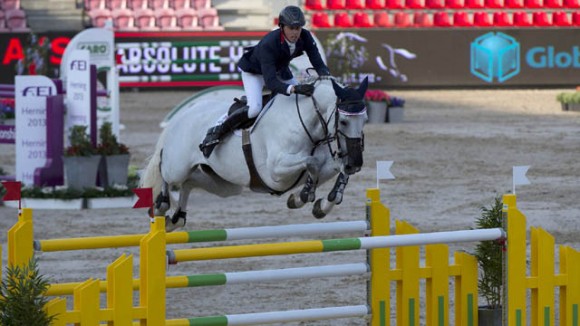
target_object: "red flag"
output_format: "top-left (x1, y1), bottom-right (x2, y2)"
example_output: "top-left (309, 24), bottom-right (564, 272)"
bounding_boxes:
top-left (132, 188), bottom-right (153, 209)
top-left (1, 181), bottom-right (21, 201)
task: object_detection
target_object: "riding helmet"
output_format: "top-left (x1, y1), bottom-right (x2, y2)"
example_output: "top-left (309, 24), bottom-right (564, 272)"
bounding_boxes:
top-left (278, 5), bottom-right (305, 27)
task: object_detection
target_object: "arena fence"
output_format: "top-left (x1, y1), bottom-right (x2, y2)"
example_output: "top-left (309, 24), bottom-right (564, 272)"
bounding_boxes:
top-left (3, 188), bottom-right (580, 325)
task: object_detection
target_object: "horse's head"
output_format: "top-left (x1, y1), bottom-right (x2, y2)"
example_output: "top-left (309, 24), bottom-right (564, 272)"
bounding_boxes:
top-left (331, 77), bottom-right (368, 175)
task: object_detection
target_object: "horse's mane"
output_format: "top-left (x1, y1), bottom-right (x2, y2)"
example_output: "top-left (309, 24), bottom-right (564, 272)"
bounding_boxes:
top-left (300, 75), bottom-right (346, 88)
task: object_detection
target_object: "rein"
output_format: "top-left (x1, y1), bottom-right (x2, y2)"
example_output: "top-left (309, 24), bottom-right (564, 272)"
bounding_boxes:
top-left (294, 79), bottom-right (341, 159)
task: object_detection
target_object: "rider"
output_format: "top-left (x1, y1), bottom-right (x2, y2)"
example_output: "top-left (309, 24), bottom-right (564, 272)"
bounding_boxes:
top-left (199, 5), bottom-right (331, 158)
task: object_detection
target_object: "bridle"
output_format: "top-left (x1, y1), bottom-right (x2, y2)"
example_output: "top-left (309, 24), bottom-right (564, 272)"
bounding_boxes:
top-left (294, 77), bottom-right (366, 160)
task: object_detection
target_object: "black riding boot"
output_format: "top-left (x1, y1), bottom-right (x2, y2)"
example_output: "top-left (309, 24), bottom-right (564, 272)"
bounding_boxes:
top-left (199, 107), bottom-right (249, 158)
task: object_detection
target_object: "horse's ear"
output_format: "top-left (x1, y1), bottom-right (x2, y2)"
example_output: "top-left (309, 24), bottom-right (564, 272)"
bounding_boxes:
top-left (331, 78), bottom-right (344, 97)
top-left (357, 77), bottom-right (369, 98)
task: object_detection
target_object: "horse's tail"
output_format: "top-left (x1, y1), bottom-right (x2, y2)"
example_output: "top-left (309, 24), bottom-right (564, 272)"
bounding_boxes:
top-left (140, 128), bottom-right (167, 200)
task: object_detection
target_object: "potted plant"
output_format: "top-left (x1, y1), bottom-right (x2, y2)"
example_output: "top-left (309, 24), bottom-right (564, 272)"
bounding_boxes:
top-left (63, 125), bottom-right (100, 191)
top-left (556, 91), bottom-right (580, 111)
top-left (97, 122), bottom-right (130, 187)
top-left (387, 96), bottom-right (406, 123)
top-left (364, 89), bottom-right (390, 124)
top-left (474, 196), bottom-right (504, 325)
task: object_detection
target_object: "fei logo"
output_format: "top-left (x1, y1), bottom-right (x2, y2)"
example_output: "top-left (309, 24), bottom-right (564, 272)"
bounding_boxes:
top-left (470, 32), bottom-right (520, 83)
top-left (22, 86), bottom-right (53, 97)
top-left (70, 60), bottom-right (88, 71)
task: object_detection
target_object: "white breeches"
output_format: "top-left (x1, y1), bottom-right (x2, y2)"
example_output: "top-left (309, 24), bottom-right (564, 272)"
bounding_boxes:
top-left (241, 70), bottom-right (298, 118)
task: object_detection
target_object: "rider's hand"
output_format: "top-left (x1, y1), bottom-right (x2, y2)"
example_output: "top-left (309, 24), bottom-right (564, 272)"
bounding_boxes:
top-left (293, 84), bottom-right (315, 96)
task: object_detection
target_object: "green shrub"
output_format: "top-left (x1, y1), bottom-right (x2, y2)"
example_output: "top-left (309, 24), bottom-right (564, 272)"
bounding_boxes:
top-left (556, 91), bottom-right (580, 104)
top-left (474, 196), bottom-right (504, 309)
top-left (0, 258), bottom-right (55, 326)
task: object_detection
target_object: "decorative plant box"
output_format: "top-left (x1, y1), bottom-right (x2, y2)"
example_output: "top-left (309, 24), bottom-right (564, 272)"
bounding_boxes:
top-left (6, 198), bottom-right (86, 210)
top-left (98, 154), bottom-right (130, 187)
top-left (63, 155), bottom-right (101, 190)
top-left (367, 101), bottom-right (387, 124)
top-left (86, 196), bottom-right (135, 209)
top-left (388, 107), bottom-right (404, 123)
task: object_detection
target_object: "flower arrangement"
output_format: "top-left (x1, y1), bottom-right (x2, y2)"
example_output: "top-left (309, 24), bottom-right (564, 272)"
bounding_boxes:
top-left (0, 98), bottom-right (15, 120)
top-left (96, 122), bottom-right (129, 155)
top-left (64, 125), bottom-right (97, 157)
top-left (365, 89), bottom-right (390, 103)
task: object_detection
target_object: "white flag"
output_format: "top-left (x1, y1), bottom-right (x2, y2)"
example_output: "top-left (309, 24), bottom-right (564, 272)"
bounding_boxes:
top-left (512, 165), bottom-right (530, 194)
top-left (377, 161), bottom-right (395, 180)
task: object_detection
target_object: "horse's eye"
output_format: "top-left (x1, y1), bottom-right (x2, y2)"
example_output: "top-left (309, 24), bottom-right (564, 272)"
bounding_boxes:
top-left (340, 120), bottom-right (348, 126)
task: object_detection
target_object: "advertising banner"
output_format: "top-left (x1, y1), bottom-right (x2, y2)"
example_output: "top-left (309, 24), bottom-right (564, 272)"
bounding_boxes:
top-left (315, 28), bottom-right (580, 88)
top-left (115, 31), bottom-right (267, 88)
top-left (64, 49), bottom-right (92, 146)
top-left (15, 75), bottom-right (58, 186)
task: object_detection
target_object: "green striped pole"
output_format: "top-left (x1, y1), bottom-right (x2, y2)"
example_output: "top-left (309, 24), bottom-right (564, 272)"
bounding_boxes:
top-left (168, 228), bottom-right (505, 264)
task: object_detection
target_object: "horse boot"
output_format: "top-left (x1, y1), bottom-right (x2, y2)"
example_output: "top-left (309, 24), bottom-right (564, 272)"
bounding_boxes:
top-left (199, 107), bottom-right (250, 158)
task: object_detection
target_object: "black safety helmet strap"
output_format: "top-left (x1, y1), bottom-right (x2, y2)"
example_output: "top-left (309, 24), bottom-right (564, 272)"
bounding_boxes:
top-left (279, 5), bottom-right (305, 27)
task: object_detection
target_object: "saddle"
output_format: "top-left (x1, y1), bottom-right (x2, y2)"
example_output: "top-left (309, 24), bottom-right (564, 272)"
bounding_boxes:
top-left (227, 93), bottom-right (273, 129)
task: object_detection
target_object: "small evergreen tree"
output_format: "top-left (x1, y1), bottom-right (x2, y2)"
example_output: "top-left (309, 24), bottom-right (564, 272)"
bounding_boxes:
top-left (474, 196), bottom-right (504, 309)
top-left (0, 258), bottom-right (55, 326)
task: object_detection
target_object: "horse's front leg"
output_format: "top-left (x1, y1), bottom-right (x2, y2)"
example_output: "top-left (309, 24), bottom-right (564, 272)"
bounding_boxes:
top-left (285, 157), bottom-right (321, 209)
top-left (312, 172), bottom-right (349, 219)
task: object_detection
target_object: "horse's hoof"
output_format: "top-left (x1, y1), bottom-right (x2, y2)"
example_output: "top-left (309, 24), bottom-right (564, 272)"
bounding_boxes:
top-left (287, 194), bottom-right (305, 209)
top-left (312, 199), bottom-right (327, 219)
top-left (165, 215), bottom-right (186, 232)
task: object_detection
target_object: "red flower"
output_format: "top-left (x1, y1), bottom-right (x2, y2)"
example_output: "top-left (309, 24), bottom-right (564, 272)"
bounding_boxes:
top-left (364, 89), bottom-right (390, 103)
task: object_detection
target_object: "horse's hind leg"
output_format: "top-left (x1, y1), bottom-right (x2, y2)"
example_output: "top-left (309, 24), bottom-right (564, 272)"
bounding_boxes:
top-left (313, 172), bottom-right (349, 219)
top-left (152, 181), bottom-right (171, 217)
top-left (166, 182), bottom-right (193, 232)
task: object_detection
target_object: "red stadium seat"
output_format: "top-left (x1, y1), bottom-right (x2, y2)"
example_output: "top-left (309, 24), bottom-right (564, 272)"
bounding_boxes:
top-left (465, 0), bottom-right (484, 8)
top-left (512, 10), bottom-right (532, 25)
top-left (107, 0), bottom-right (127, 9)
top-left (524, 0), bottom-right (543, 7)
top-left (426, 0), bottom-right (445, 9)
top-left (453, 11), bottom-right (472, 26)
top-left (85, 0), bottom-right (106, 10)
top-left (505, 0), bottom-right (524, 7)
top-left (0, 11), bottom-right (9, 32)
top-left (406, 0), bottom-right (424, 9)
top-left (155, 7), bottom-right (181, 30)
top-left (192, 0), bottom-right (210, 10)
top-left (88, 8), bottom-right (112, 27)
top-left (413, 11), bottom-right (433, 26)
top-left (327, 0), bottom-right (346, 9)
top-left (385, 0), bottom-right (405, 9)
top-left (366, 0), bottom-right (385, 9)
top-left (492, 11), bottom-right (512, 25)
top-left (346, 0), bottom-right (366, 9)
top-left (134, 8), bottom-right (159, 30)
top-left (334, 11), bottom-right (353, 26)
top-left (198, 7), bottom-right (223, 30)
top-left (128, 0), bottom-right (148, 9)
top-left (485, 0), bottom-right (504, 8)
top-left (373, 11), bottom-right (391, 26)
top-left (473, 11), bottom-right (492, 25)
top-left (572, 11), bottom-right (580, 25)
top-left (552, 10), bottom-right (572, 25)
top-left (543, 0), bottom-right (563, 7)
top-left (353, 11), bottom-right (374, 26)
top-left (433, 11), bottom-right (452, 26)
top-left (312, 12), bottom-right (333, 27)
top-left (305, 0), bottom-right (326, 10)
top-left (5, 8), bottom-right (29, 31)
top-left (532, 11), bottom-right (551, 25)
top-left (175, 7), bottom-right (202, 30)
top-left (393, 11), bottom-right (411, 26)
top-left (563, 0), bottom-right (579, 7)
top-left (1, 0), bottom-right (20, 10)
top-left (172, 0), bottom-right (191, 9)
top-left (446, 0), bottom-right (465, 8)
top-left (112, 8), bottom-right (138, 30)
top-left (150, 0), bottom-right (170, 9)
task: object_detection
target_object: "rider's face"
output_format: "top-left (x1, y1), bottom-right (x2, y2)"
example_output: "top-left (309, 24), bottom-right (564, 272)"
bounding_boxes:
top-left (282, 25), bottom-right (301, 43)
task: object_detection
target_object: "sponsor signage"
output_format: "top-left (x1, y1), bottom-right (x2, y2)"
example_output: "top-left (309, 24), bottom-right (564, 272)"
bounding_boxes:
top-left (15, 75), bottom-right (58, 186)
top-left (114, 31), bottom-right (267, 87)
top-left (64, 49), bottom-right (92, 146)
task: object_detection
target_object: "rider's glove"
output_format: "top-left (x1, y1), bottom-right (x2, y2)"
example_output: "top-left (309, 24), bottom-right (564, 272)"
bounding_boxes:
top-left (294, 84), bottom-right (315, 97)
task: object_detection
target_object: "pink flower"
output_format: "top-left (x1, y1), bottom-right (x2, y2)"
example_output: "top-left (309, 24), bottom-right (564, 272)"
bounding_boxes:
top-left (364, 89), bottom-right (390, 103)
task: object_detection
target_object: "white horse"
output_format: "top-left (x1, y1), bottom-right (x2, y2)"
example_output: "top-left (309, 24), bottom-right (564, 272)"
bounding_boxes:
top-left (141, 76), bottom-right (368, 231)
